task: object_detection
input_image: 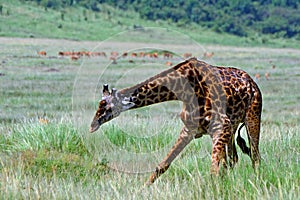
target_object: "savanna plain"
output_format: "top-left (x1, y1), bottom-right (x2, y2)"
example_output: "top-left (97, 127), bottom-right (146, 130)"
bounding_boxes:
top-left (0, 34), bottom-right (299, 200)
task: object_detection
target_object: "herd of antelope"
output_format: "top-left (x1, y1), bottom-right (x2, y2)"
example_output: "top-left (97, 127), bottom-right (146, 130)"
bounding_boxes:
top-left (58, 51), bottom-right (107, 61)
top-left (38, 50), bottom-right (215, 65)
top-left (254, 72), bottom-right (270, 81)
top-left (253, 60), bottom-right (275, 81)
top-left (37, 50), bottom-right (272, 80)
top-left (38, 50), bottom-right (191, 63)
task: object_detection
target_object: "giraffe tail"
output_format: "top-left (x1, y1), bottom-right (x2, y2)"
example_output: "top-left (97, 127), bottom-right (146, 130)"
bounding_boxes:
top-left (237, 123), bottom-right (251, 156)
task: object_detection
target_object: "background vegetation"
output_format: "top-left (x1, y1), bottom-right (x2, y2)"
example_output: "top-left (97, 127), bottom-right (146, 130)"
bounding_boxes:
top-left (14, 0), bottom-right (300, 39)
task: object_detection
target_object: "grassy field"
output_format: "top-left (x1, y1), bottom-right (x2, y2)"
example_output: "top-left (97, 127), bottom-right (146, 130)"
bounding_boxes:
top-left (0, 30), bottom-right (299, 199)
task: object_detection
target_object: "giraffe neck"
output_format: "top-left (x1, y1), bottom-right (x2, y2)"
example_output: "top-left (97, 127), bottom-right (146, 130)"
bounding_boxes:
top-left (118, 58), bottom-right (202, 109)
top-left (119, 69), bottom-right (178, 108)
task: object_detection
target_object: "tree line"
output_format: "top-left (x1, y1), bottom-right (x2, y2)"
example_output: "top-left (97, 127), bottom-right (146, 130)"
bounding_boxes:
top-left (21, 0), bottom-right (300, 39)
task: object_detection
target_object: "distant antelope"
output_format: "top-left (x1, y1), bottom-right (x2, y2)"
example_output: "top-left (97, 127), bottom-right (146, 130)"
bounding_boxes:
top-left (165, 61), bottom-right (172, 66)
top-left (110, 56), bottom-right (117, 64)
top-left (152, 52), bottom-right (158, 58)
top-left (131, 52), bottom-right (138, 57)
top-left (95, 52), bottom-right (107, 57)
top-left (146, 53), bottom-right (158, 58)
top-left (272, 65), bottom-right (276, 69)
top-left (183, 53), bottom-right (192, 59)
top-left (269, 60), bottom-right (276, 69)
top-left (70, 55), bottom-right (80, 61)
top-left (122, 52), bottom-right (128, 57)
top-left (58, 51), bottom-right (71, 56)
top-left (163, 52), bottom-right (173, 59)
top-left (139, 52), bottom-right (145, 57)
top-left (110, 51), bottom-right (119, 58)
top-left (38, 51), bottom-right (47, 56)
top-left (254, 73), bottom-right (260, 81)
top-left (58, 51), bottom-right (65, 56)
top-left (265, 72), bottom-right (269, 80)
top-left (203, 52), bottom-right (214, 58)
top-left (38, 117), bottom-right (49, 124)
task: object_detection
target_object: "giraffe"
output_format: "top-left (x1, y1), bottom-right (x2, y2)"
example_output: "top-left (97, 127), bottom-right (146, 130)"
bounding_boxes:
top-left (89, 58), bottom-right (262, 185)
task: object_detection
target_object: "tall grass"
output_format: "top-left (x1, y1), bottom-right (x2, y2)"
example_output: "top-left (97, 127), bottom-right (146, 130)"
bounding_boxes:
top-left (1, 119), bottom-right (299, 199)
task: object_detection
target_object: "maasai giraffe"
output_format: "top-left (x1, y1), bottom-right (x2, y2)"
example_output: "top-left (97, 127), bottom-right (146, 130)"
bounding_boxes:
top-left (89, 58), bottom-right (262, 185)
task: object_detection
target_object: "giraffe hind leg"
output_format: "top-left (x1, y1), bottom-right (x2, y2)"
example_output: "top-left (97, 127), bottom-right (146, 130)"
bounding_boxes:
top-left (210, 115), bottom-right (232, 174)
top-left (245, 116), bottom-right (261, 169)
top-left (238, 109), bottom-right (261, 169)
top-left (227, 130), bottom-right (238, 168)
top-left (245, 86), bottom-right (262, 169)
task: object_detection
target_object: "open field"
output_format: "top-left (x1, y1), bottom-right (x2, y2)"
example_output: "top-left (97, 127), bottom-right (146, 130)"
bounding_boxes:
top-left (0, 35), bottom-right (299, 199)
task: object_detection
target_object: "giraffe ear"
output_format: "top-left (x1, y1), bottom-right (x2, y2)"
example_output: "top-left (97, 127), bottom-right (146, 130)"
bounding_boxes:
top-left (102, 84), bottom-right (110, 96)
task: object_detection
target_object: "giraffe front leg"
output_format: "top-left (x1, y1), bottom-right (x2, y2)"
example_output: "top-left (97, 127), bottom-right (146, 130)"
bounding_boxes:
top-left (146, 127), bottom-right (194, 185)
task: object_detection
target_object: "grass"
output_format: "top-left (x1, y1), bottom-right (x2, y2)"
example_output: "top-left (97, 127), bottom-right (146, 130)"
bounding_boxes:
top-left (1, 121), bottom-right (299, 199)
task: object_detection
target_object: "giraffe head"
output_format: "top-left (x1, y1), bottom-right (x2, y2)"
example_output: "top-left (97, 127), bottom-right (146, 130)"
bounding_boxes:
top-left (89, 84), bottom-right (135, 133)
